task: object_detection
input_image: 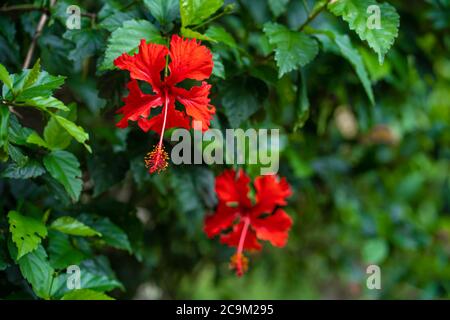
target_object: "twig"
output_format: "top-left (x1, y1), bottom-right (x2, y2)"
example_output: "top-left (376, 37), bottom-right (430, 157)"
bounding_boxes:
top-left (191, 5), bottom-right (234, 30)
top-left (298, 0), bottom-right (332, 32)
top-left (23, 0), bottom-right (56, 69)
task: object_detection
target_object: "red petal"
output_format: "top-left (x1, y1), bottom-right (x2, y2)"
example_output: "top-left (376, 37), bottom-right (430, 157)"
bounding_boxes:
top-left (172, 81), bottom-right (215, 131)
top-left (114, 39), bottom-right (168, 92)
top-left (204, 202), bottom-right (238, 238)
top-left (166, 35), bottom-right (213, 85)
top-left (253, 175), bottom-right (292, 215)
top-left (137, 99), bottom-right (190, 133)
top-left (215, 169), bottom-right (252, 208)
top-left (116, 80), bottom-right (162, 129)
top-left (220, 222), bottom-right (262, 251)
top-left (250, 209), bottom-right (293, 247)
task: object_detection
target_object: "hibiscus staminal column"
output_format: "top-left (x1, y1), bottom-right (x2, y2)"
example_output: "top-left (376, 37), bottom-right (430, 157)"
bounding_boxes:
top-left (144, 89), bottom-right (170, 174)
top-left (230, 216), bottom-right (250, 276)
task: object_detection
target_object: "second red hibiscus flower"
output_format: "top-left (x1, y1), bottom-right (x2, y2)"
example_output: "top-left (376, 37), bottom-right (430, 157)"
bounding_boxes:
top-left (204, 169), bottom-right (293, 276)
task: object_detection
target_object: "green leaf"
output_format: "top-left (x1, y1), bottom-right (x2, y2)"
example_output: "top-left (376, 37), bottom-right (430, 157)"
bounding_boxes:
top-left (263, 22), bottom-right (319, 77)
top-left (221, 76), bottom-right (267, 128)
top-left (27, 132), bottom-right (50, 149)
top-left (2, 160), bottom-right (45, 179)
top-left (23, 58), bottom-right (41, 89)
top-left (268, 0), bottom-right (289, 17)
top-left (48, 230), bottom-right (85, 269)
top-left (17, 245), bottom-right (54, 299)
top-left (79, 215), bottom-right (131, 252)
top-left (180, 0), bottom-right (224, 27)
top-left (8, 211), bottom-right (48, 259)
top-left (61, 289), bottom-right (114, 300)
top-left (328, 0), bottom-right (400, 64)
top-left (0, 62), bottom-right (12, 89)
top-left (7, 115), bottom-right (33, 145)
top-left (14, 71), bottom-right (65, 101)
top-left (362, 239), bottom-right (389, 264)
top-left (25, 96), bottom-right (69, 112)
top-left (43, 150), bottom-right (82, 201)
top-left (294, 69), bottom-right (310, 131)
top-left (51, 113), bottom-right (91, 152)
top-left (0, 246), bottom-right (8, 271)
top-left (63, 29), bottom-right (105, 62)
top-left (51, 216), bottom-right (102, 237)
top-left (51, 256), bottom-right (124, 297)
top-left (42, 104), bottom-right (77, 150)
top-left (144, 0), bottom-right (179, 25)
top-left (205, 26), bottom-right (237, 48)
top-left (98, 4), bottom-right (139, 32)
top-left (100, 19), bottom-right (164, 70)
top-left (212, 52), bottom-right (225, 79)
top-left (7, 143), bottom-right (28, 166)
top-left (317, 30), bottom-right (375, 105)
top-left (0, 105), bottom-right (10, 153)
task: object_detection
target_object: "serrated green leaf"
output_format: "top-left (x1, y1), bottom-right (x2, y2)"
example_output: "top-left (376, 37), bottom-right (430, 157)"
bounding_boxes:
top-left (43, 150), bottom-right (82, 201)
top-left (264, 22), bottom-right (319, 77)
top-left (98, 3), bottom-right (139, 32)
top-left (144, 0), bottom-right (179, 25)
top-left (7, 115), bottom-right (33, 145)
top-left (17, 245), bottom-right (54, 299)
top-left (7, 143), bottom-right (28, 166)
top-left (100, 19), bottom-right (164, 70)
top-left (2, 159), bottom-right (45, 179)
top-left (48, 230), bottom-right (85, 269)
top-left (8, 211), bottom-right (48, 259)
top-left (51, 216), bottom-right (101, 237)
top-left (0, 62), bottom-right (12, 89)
top-left (51, 114), bottom-right (91, 152)
top-left (63, 29), bottom-right (105, 62)
top-left (205, 25), bottom-right (237, 48)
top-left (180, 0), bottom-right (224, 27)
top-left (61, 289), bottom-right (114, 300)
top-left (23, 58), bottom-right (41, 88)
top-left (13, 71), bottom-right (65, 101)
top-left (328, 0), bottom-right (400, 64)
top-left (25, 96), bottom-right (69, 111)
top-left (43, 104), bottom-right (77, 150)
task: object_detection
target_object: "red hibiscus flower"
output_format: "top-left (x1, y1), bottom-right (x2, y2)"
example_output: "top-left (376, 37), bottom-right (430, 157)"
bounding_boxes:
top-left (114, 35), bottom-right (215, 173)
top-left (204, 169), bottom-right (293, 276)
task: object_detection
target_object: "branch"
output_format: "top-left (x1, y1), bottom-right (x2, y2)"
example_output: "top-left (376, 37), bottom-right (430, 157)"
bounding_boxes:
top-left (298, 0), bottom-right (332, 32)
top-left (22, 0), bottom-right (56, 69)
